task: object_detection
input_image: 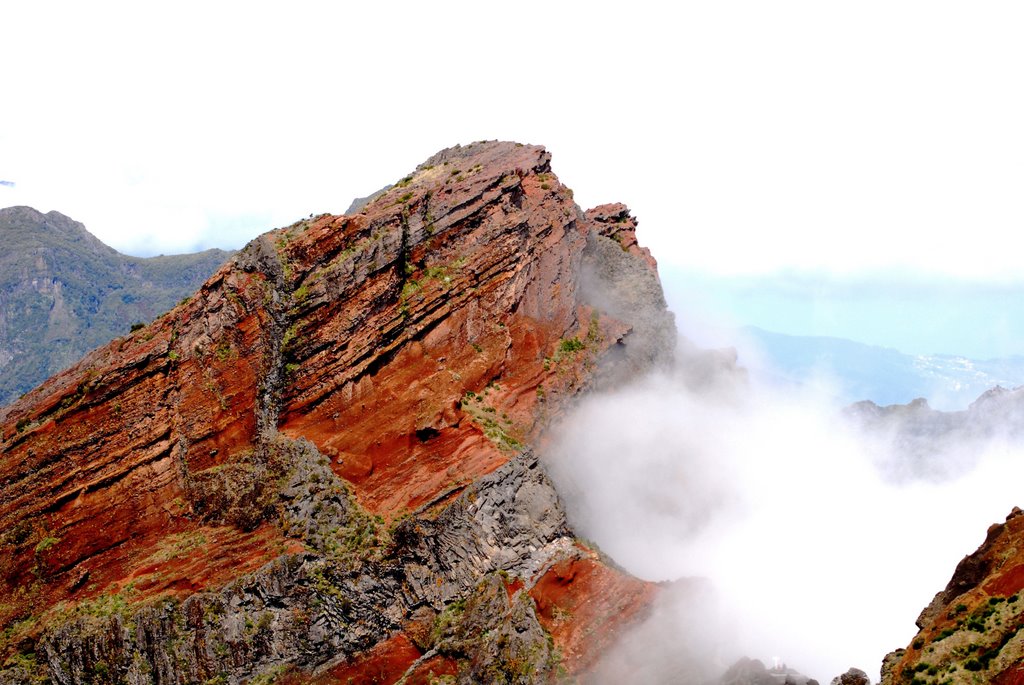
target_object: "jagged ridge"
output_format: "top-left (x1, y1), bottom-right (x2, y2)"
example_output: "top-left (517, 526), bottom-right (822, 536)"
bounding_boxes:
top-left (0, 141), bottom-right (674, 684)
top-left (0, 206), bottom-right (231, 407)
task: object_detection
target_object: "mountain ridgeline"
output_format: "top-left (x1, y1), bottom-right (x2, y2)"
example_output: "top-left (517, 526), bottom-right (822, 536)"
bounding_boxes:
top-left (2, 145), bottom-right (1024, 684)
top-left (740, 326), bottom-right (1024, 410)
top-left (0, 142), bottom-right (675, 684)
top-left (0, 206), bottom-right (231, 406)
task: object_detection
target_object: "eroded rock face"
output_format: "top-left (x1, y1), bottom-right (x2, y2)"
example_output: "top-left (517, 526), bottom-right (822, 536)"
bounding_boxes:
top-left (880, 508), bottom-right (1024, 685)
top-left (0, 141), bottom-right (674, 684)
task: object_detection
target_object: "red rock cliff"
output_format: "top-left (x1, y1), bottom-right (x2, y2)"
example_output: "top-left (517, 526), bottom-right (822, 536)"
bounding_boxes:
top-left (0, 141), bottom-right (674, 684)
top-left (880, 508), bottom-right (1024, 685)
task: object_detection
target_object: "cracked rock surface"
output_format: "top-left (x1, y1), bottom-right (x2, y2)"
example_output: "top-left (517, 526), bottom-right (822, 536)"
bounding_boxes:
top-left (0, 141), bottom-right (675, 684)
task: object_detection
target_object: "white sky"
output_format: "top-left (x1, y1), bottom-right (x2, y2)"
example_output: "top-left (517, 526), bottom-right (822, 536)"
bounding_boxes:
top-left (2, 2), bottom-right (1024, 280)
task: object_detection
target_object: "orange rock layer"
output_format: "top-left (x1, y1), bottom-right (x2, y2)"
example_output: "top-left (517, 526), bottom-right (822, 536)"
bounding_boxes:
top-left (0, 141), bottom-right (671, 682)
top-left (881, 508), bottom-right (1024, 684)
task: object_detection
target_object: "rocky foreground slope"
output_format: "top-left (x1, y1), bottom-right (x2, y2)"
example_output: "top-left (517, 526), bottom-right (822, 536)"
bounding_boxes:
top-left (879, 507), bottom-right (1024, 685)
top-left (0, 142), bottom-right (675, 684)
top-left (847, 390), bottom-right (1024, 683)
top-left (0, 207), bottom-right (231, 407)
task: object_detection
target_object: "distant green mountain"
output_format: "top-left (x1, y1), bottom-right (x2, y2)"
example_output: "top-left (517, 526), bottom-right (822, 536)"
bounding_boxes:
top-left (0, 206), bottom-right (231, 406)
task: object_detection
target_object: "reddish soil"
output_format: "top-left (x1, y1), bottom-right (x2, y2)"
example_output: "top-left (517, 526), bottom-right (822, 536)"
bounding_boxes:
top-left (530, 552), bottom-right (658, 673)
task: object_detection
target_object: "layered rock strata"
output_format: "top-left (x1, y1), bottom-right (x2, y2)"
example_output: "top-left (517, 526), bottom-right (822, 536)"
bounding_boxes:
top-left (0, 141), bottom-right (674, 684)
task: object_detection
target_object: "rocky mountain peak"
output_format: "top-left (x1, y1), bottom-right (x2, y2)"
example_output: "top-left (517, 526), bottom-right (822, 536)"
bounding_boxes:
top-left (0, 141), bottom-right (674, 684)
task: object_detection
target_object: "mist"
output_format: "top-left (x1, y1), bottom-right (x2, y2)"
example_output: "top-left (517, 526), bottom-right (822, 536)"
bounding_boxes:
top-left (544, 333), bottom-right (1024, 683)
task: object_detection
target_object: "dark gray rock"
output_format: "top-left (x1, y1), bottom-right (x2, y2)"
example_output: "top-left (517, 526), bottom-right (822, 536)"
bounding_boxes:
top-left (719, 657), bottom-right (777, 685)
top-left (580, 220), bottom-right (676, 387)
top-left (830, 667), bottom-right (870, 685)
top-left (16, 444), bottom-right (578, 685)
top-left (394, 451), bottom-right (572, 609)
top-left (431, 573), bottom-right (556, 685)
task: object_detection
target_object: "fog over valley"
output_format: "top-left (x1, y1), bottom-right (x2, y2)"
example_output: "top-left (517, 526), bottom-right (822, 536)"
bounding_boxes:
top-left (545, 322), bottom-right (1024, 682)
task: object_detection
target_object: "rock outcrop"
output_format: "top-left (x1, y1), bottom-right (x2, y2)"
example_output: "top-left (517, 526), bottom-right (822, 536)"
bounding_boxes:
top-left (717, 658), bottom-right (819, 685)
top-left (829, 668), bottom-right (869, 685)
top-left (848, 385), bottom-right (1024, 483)
top-left (0, 141), bottom-right (675, 683)
top-left (879, 508), bottom-right (1024, 685)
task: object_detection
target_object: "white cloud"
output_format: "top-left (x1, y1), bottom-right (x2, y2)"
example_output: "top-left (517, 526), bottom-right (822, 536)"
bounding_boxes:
top-left (1, 2), bottom-right (1023, 272)
top-left (547, 356), bottom-right (1024, 682)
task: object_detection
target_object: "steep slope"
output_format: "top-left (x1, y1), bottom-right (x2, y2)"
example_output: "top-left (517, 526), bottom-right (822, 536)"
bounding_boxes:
top-left (0, 141), bottom-right (674, 684)
top-left (852, 390), bottom-right (1024, 683)
top-left (880, 508), bottom-right (1024, 685)
top-left (0, 206), bottom-right (231, 406)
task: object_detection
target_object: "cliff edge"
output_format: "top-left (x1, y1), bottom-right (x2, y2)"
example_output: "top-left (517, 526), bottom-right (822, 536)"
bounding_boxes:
top-left (880, 507), bottom-right (1024, 685)
top-left (0, 141), bottom-right (674, 684)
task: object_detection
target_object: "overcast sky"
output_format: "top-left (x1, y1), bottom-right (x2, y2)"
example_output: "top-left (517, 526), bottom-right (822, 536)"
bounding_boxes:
top-left (3, 1), bottom-right (1023, 281)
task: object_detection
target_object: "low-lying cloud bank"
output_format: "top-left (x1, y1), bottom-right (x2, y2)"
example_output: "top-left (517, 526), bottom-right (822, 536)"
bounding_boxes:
top-left (545, 339), bottom-right (1024, 683)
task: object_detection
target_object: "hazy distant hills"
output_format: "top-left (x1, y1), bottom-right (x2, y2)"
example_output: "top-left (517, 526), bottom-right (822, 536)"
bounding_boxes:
top-left (3, 203), bottom-right (1019, 413)
top-left (0, 206), bottom-right (231, 406)
top-left (740, 326), bottom-right (1024, 410)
